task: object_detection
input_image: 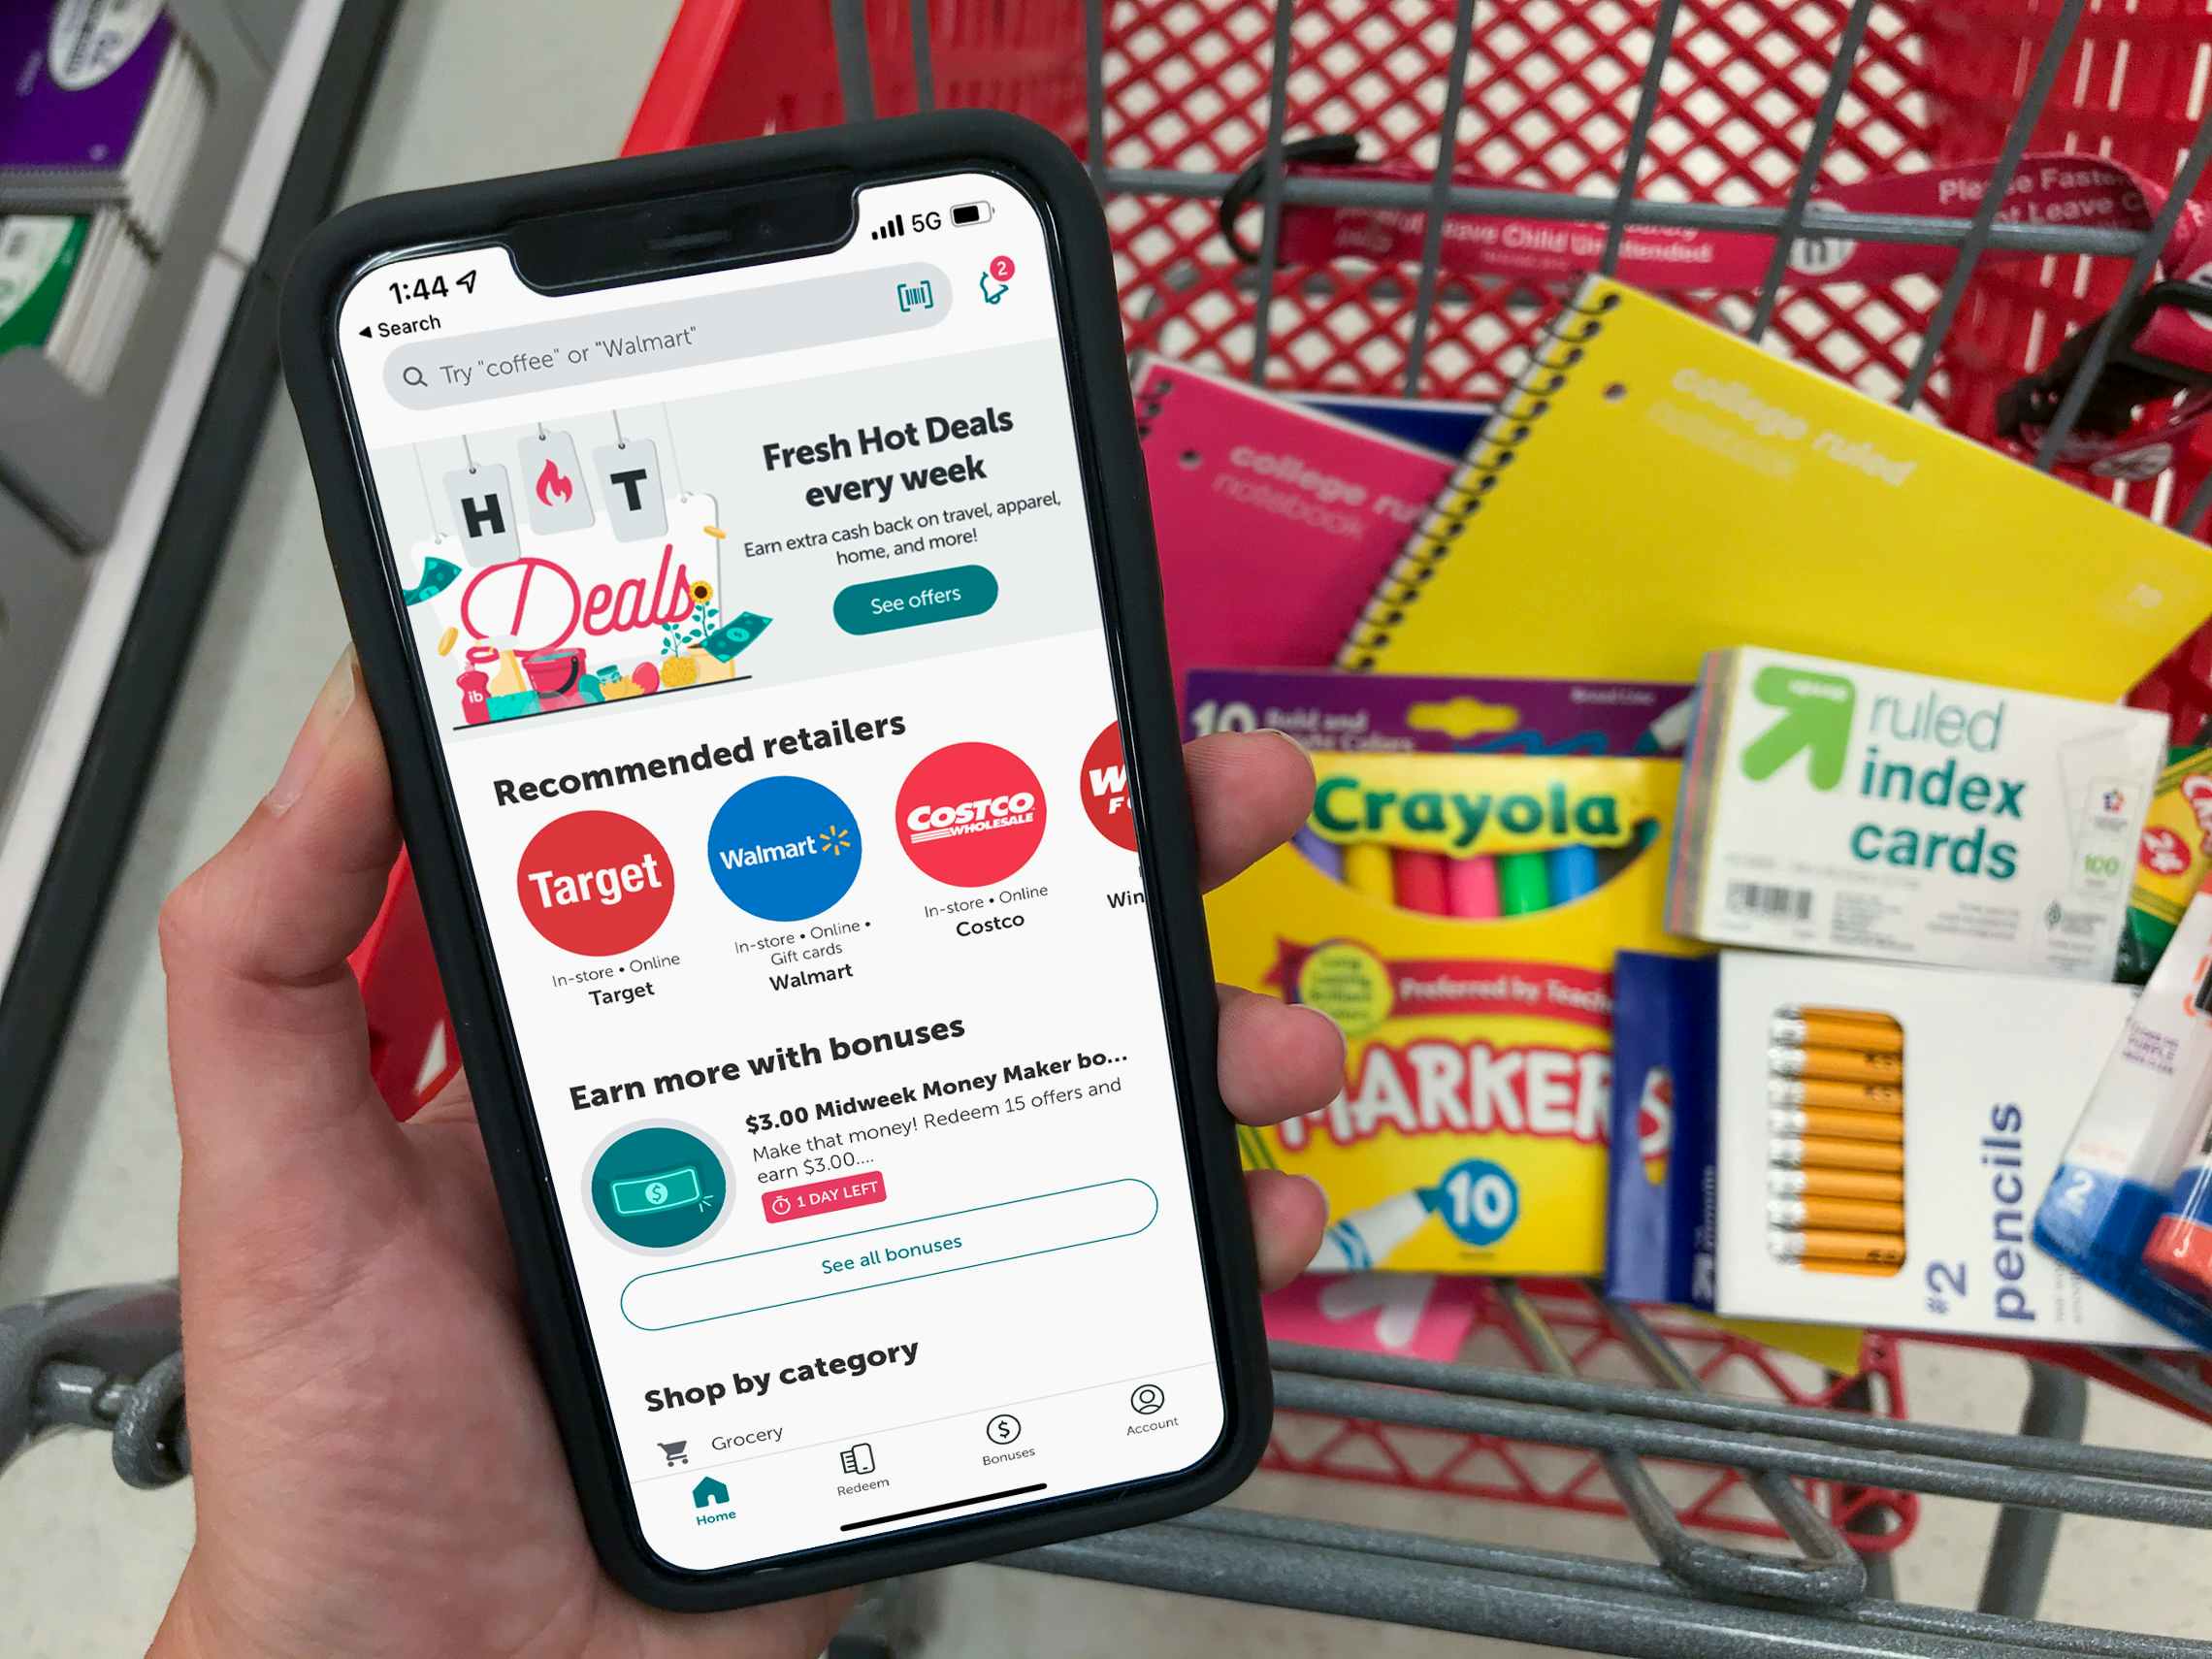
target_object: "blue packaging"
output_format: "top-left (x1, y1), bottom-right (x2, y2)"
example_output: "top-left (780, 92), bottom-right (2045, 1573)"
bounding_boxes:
top-left (2034, 883), bottom-right (2212, 1350)
top-left (1607, 951), bottom-right (1719, 1308)
top-left (1294, 392), bottom-right (1490, 460)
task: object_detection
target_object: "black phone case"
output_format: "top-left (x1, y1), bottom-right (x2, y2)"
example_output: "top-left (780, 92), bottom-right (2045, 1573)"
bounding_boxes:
top-left (278, 110), bottom-right (1269, 1610)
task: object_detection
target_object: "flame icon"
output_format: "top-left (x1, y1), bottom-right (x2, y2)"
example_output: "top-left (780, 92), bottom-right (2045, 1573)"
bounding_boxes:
top-left (536, 455), bottom-right (573, 505)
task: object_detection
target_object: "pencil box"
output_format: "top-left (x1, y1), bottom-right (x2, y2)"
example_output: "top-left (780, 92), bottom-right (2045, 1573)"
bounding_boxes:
top-left (1710, 951), bottom-right (2177, 1344)
top-left (1194, 670), bottom-right (1697, 1275)
top-left (1669, 646), bottom-right (2167, 980)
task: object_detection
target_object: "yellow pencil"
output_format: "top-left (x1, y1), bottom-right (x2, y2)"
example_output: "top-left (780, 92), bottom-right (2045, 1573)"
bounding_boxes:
top-left (1769, 1044), bottom-right (1905, 1085)
top-left (1769, 1196), bottom-right (1905, 1233)
top-left (1776, 1253), bottom-right (1903, 1279)
top-left (1343, 843), bottom-right (1395, 902)
top-left (1776, 1003), bottom-right (1901, 1030)
top-left (1770, 1106), bottom-right (1904, 1144)
top-left (1769, 1077), bottom-right (1903, 1113)
top-left (1771, 1013), bottom-right (1903, 1054)
top-left (1771, 1135), bottom-right (1904, 1174)
top-left (1770, 1165), bottom-right (1904, 1203)
top-left (1770, 1227), bottom-right (1906, 1270)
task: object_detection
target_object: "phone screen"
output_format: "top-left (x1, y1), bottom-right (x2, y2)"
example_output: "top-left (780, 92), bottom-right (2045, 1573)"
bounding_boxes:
top-left (331, 171), bottom-right (1227, 1572)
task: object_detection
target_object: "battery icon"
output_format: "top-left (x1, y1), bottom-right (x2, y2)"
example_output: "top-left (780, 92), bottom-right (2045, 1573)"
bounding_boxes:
top-left (952, 202), bottom-right (992, 226)
top-left (610, 1165), bottom-right (703, 1216)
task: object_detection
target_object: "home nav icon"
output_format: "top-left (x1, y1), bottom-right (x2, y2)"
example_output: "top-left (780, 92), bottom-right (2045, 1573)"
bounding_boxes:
top-left (693, 1476), bottom-right (731, 1510)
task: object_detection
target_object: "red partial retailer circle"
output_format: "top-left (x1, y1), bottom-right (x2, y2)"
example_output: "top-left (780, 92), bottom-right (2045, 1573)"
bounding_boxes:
top-left (1080, 722), bottom-right (1138, 850)
top-left (515, 809), bottom-right (675, 956)
top-left (896, 741), bottom-right (1047, 886)
top-left (2142, 824), bottom-right (2191, 876)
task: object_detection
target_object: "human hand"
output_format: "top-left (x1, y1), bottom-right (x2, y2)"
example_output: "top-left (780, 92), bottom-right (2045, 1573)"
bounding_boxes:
top-left (148, 651), bottom-right (1335, 1659)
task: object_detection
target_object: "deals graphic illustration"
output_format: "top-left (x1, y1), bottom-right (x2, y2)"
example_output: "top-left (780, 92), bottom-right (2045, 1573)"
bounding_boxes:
top-left (516, 810), bottom-right (676, 956)
top-left (390, 409), bottom-right (773, 730)
top-left (896, 742), bottom-right (1047, 886)
top-left (707, 775), bottom-right (864, 921)
top-left (588, 1123), bottom-right (731, 1252)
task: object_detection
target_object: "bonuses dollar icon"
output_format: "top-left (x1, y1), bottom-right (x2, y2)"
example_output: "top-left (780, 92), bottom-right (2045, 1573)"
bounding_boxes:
top-left (611, 1165), bottom-right (702, 1216)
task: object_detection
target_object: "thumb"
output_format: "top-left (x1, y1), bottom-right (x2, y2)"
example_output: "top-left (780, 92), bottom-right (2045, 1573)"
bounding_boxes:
top-left (163, 648), bottom-right (405, 1196)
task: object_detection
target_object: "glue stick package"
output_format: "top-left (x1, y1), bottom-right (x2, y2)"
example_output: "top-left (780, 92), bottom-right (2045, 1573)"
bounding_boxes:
top-left (1193, 670), bottom-right (1697, 1275)
top-left (2035, 874), bottom-right (2212, 1349)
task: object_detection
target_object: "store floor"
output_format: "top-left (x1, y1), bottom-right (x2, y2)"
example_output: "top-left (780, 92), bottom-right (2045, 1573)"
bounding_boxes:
top-left (3, 3), bottom-right (2209, 1654)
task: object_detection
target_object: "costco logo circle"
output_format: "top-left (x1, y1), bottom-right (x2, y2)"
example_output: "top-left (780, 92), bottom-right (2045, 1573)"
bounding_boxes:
top-left (517, 810), bottom-right (674, 956)
top-left (896, 742), bottom-right (1046, 886)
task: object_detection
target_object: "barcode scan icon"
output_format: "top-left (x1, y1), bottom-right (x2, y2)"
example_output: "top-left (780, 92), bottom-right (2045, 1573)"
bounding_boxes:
top-left (1729, 882), bottom-right (1813, 921)
top-left (895, 279), bottom-right (934, 312)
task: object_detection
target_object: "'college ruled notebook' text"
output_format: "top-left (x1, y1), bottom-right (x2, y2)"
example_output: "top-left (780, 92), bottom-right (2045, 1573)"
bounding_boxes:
top-left (1341, 277), bottom-right (2212, 700)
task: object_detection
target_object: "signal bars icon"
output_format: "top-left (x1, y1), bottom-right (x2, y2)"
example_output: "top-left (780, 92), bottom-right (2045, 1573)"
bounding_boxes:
top-left (870, 213), bottom-right (907, 242)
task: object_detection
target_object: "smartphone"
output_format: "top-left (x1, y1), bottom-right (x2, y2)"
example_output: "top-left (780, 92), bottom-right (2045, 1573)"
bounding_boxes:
top-left (279, 113), bottom-right (1266, 1609)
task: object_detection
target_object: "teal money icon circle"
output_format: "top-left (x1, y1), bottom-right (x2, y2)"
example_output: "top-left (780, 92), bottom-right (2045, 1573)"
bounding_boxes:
top-left (588, 1124), bottom-right (729, 1251)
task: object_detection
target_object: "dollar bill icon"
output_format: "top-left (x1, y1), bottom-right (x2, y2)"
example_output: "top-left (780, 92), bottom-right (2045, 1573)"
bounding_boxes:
top-left (610, 1165), bottom-right (702, 1216)
top-left (698, 609), bottom-right (772, 664)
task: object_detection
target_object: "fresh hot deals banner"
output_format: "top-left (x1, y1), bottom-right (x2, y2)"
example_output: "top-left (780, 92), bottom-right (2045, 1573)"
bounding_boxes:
top-left (403, 420), bottom-right (763, 729)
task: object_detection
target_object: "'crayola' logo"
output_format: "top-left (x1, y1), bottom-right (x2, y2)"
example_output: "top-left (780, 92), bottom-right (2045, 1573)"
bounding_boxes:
top-left (1740, 663), bottom-right (1856, 791)
top-left (1301, 752), bottom-right (1675, 859)
top-left (1312, 773), bottom-right (1630, 854)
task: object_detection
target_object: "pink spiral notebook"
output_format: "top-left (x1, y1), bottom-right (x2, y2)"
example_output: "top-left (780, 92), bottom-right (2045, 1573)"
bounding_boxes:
top-left (1132, 357), bottom-right (1459, 700)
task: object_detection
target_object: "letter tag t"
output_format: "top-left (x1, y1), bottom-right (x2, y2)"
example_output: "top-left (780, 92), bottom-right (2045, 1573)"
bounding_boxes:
top-left (443, 461), bottom-right (519, 567)
top-left (1740, 665), bottom-right (1857, 791)
top-left (595, 437), bottom-right (669, 542)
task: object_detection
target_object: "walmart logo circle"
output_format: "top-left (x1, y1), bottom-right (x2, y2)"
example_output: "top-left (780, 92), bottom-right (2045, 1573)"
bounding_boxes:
top-left (707, 774), bottom-right (863, 920)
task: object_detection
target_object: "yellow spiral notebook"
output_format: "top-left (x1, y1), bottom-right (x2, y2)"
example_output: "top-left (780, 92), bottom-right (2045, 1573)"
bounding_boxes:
top-left (1340, 276), bottom-right (2212, 698)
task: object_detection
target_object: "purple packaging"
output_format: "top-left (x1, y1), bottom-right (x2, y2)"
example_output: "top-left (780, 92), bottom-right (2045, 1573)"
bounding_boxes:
top-left (0, 4), bottom-right (174, 174)
top-left (1183, 667), bottom-right (1695, 756)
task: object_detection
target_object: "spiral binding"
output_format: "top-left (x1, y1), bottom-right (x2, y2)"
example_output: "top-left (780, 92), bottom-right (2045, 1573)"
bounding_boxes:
top-left (1333, 285), bottom-right (1622, 670)
top-left (1134, 369), bottom-right (1175, 441)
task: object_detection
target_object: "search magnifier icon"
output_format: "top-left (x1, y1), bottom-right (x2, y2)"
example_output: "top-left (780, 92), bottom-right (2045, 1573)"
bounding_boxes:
top-left (402, 366), bottom-right (428, 388)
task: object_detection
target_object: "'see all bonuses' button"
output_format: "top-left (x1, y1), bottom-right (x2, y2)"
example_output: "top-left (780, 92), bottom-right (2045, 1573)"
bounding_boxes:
top-left (834, 566), bottom-right (997, 634)
top-left (764, 1170), bottom-right (887, 1222)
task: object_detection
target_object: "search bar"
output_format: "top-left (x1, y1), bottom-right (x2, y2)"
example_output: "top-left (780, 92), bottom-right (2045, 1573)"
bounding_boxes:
top-left (381, 262), bottom-right (953, 409)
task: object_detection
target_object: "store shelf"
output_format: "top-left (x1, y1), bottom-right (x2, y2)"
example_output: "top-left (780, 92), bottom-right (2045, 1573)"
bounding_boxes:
top-left (0, 0), bottom-right (399, 1217)
top-left (0, 0), bottom-right (272, 553)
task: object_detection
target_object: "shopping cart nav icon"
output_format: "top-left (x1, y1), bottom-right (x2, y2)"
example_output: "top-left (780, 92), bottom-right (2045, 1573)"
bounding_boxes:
top-left (659, 1439), bottom-right (688, 1467)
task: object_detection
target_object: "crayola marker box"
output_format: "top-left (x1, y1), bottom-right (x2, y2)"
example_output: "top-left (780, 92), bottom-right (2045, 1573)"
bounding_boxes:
top-left (1195, 670), bottom-right (1697, 1275)
top-left (1669, 648), bottom-right (2165, 980)
top-left (1711, 951), bottom-right (2178, 1344)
